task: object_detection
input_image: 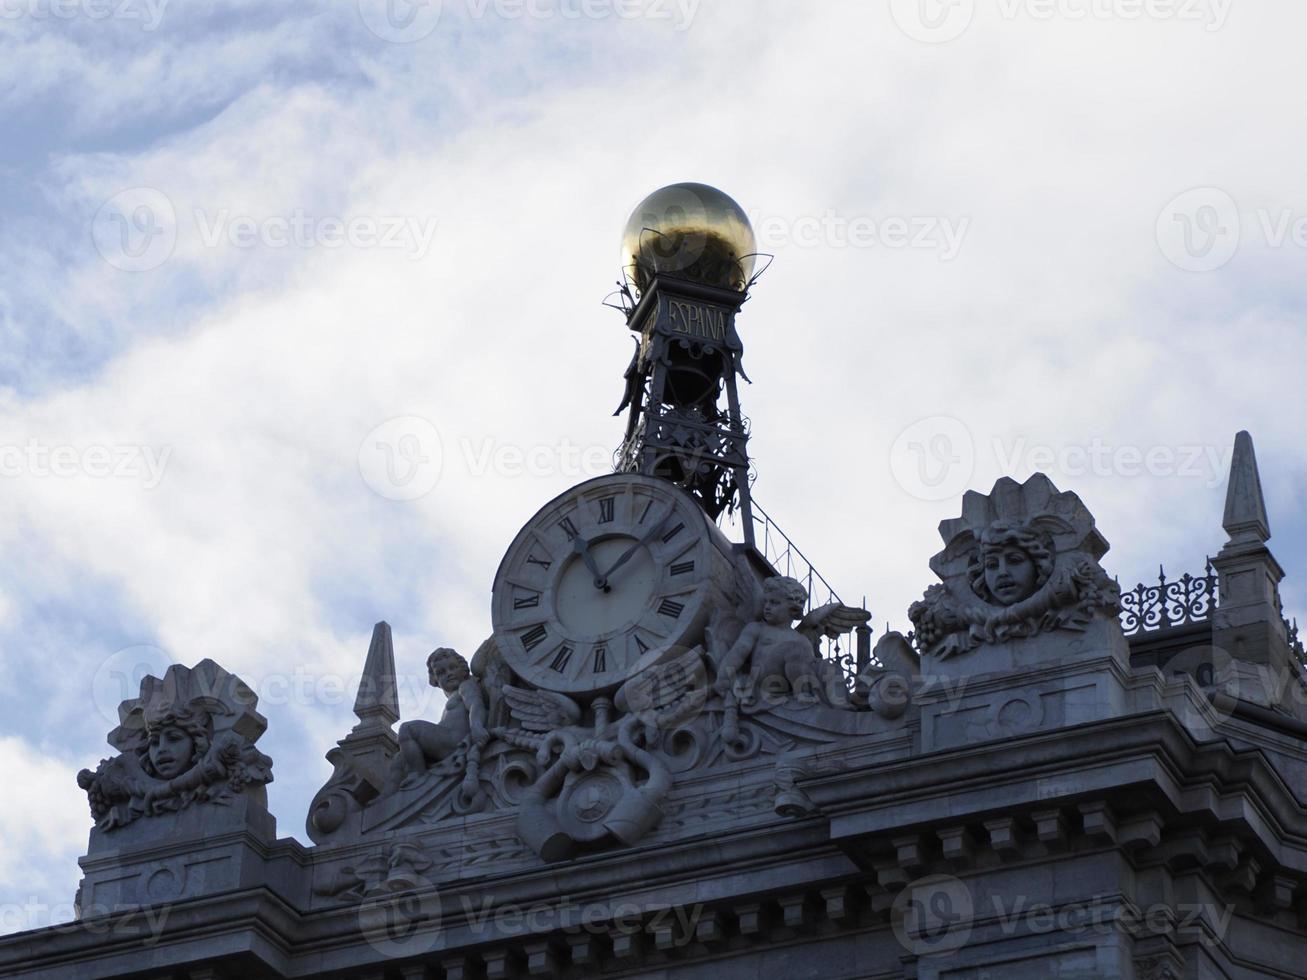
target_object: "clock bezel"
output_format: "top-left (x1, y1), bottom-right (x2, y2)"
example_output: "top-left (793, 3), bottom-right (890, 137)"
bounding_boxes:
top-left (490, 473), bottom-right (734, 696)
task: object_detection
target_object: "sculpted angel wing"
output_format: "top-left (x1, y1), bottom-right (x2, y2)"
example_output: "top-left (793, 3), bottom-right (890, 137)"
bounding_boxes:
top-left (615, 647), bottom-right (708, 728)
top-left (470, 634), bottom-right (512, 729)
top-left (500, 685), bottom-right (582, 734)
top-left (797, 602), bottom-right (872, 650)
top-left (707, 552), bottom-right (765, 661)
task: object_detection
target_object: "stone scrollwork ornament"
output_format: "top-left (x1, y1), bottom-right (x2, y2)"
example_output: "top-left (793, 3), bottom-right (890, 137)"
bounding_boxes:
top-left (77, 659), bottom-right (273, 831)
top-left (496, 654), bottom-right (707, 862)
top-left (909, 474), bottom-right (1122, 662)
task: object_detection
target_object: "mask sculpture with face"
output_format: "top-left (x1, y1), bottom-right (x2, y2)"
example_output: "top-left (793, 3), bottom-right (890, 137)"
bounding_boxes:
top-left (147, 722), bottom-right (199, 779)
top-left (909, 475), bottom-right (1122, 661)
top-left (76, 659), bottom-right (274, 831)
top-left (970, 522), bottom-right (1055, 607)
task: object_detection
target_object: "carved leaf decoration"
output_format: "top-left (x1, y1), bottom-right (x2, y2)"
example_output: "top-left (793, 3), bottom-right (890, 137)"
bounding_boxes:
top-left (501, 685), bottom-right (582, 733)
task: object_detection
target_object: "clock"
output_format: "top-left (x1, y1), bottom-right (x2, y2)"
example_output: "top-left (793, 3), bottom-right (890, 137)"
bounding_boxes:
top-left (491, 473), bottom-right (736, 695)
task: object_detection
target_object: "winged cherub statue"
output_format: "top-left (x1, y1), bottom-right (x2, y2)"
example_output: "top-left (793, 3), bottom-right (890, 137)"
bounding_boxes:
top-left (709, 574), bottom-right (863, 704)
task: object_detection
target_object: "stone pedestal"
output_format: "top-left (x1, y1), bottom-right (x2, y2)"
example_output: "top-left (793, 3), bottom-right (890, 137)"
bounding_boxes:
top-left (77, 794), bottom-right (277, 916)
top-left (919, 649), bottom-right (1132, 753)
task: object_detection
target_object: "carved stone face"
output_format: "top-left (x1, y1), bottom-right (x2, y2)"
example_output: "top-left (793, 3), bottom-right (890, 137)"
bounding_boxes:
top-left (428, 658), bottom-right (469, 695)
top-left (982, 546), bottom-right (1039, 606)
top-left (148, 725), bottom-right (195, 779)
top-left (761, 583), bottom-right (802, 627)
top-left (760, 591), bottom-right (791, 626)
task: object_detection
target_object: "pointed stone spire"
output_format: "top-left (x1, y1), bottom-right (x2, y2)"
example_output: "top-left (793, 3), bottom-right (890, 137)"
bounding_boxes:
top-left (1209, 431), bottom-right (1302, 715)
top-left (352, 621), bottom-right (399, 733)
top-left (1223, 430), bottom-right (1271, 546)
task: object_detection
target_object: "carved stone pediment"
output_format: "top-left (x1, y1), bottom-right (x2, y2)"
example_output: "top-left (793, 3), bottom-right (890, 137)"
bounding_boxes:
top-left (909, 474), bottom-right (1124, 670)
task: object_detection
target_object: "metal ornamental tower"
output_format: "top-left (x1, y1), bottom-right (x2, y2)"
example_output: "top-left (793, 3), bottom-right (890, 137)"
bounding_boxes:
top-left (612, 182), bottom-right (759, 546)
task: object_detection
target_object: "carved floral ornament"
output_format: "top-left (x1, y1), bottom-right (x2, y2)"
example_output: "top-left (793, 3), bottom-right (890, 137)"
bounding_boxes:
top-left (77, 659), bottom-right (273, 831)
top-left (909, 474), bottom-right (1122, 659)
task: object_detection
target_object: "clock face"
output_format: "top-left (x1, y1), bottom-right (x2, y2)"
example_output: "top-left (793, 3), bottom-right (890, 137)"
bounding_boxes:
top-left (491, 473), bottom-right (734, 695)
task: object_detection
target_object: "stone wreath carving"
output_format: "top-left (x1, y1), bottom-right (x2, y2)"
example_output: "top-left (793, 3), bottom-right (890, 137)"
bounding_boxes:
top-left (909, 474), bottom-right (1121, 660)
top-left (77, 659), bottom-right (273, 831)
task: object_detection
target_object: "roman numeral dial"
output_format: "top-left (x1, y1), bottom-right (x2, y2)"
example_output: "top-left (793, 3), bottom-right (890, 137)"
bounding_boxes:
top-left (491, 474), bottom-right (734, 695)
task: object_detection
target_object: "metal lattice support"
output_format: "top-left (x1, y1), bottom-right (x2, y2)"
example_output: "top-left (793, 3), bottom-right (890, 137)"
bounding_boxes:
top-left (1119, 561), bottom-right (1219, 636)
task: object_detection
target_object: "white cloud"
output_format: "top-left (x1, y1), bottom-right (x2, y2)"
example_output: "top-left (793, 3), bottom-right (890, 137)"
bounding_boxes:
top-left (0, 738), bottom-right (87, 934)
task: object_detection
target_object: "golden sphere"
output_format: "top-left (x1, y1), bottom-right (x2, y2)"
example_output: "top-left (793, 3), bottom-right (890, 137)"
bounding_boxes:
top-left (620, 182), bottom-right (756, 294)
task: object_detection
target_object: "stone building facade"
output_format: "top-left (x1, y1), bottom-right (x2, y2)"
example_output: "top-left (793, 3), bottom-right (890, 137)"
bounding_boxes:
top-left (2, 187), bottom-right (1305, 980)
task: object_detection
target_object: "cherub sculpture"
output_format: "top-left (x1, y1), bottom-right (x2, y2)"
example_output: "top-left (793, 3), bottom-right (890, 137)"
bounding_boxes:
top-left (396, 648), bottom-right (489, 791)
top-left (77, 659), bottom-right (273, 831)
top-left (713, 576), bottom-right (824, 704)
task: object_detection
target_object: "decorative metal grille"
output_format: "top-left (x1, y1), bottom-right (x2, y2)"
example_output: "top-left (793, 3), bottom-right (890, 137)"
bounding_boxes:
top-left (1119, 562), bottom-right (1219, 636)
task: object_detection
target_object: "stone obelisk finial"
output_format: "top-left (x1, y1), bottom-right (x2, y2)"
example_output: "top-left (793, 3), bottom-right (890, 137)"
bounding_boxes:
top-left (353, 620), bottom-right (399, 733)
top-left (305, 621), bottom-right (403, 842)
top-left (1210, 432), bottom-right (1300, 715)
top-left (1222, 430), bottom-right (1271, 546)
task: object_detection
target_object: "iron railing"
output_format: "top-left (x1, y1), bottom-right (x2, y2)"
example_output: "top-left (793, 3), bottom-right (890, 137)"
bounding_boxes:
top-left (747, 499), bottom-right (873, 686)
top-left (1119, 562), bottom-right (1218, 636)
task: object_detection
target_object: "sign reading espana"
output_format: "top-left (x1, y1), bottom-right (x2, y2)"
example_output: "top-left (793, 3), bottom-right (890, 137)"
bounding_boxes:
top-left (659, 296), bottom-right (730, 342)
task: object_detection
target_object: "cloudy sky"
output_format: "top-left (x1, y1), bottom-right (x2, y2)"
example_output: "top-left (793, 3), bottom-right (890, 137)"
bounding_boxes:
top-left (2, 0), bottom-right (1304, 932)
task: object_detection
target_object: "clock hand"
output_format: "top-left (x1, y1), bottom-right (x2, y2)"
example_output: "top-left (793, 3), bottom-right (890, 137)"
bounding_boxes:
top-left (599, 510), bottom-right (669, 583)
top-left (573, 534), bottom-right (611, 592)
